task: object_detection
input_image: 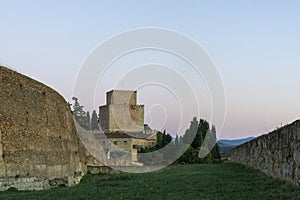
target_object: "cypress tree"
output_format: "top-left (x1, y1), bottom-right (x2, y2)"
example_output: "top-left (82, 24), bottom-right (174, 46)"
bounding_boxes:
top-left (91, 110), bottom-right (99, 131)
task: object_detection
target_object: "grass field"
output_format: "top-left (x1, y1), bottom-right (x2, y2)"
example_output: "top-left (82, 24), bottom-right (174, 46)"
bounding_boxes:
top-left (1, 162), bottom-right (300, 200)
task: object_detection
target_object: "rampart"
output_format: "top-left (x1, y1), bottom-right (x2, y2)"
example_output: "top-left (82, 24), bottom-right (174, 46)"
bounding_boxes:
top-left (231, 120), bottom-right (300, 186)
top-left (0, 66), bottom-right (89, 190)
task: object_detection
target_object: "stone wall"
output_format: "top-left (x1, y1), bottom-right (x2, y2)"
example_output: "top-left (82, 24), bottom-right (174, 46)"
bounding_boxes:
top-left (99, 104), bottom-right (144, 133)
top-left (74, 125), bottom-right (107, 168)
top-left (99, 90), bottom-right (144, 133)
top-left (109, 105), bottom-right (144, 132)
top-left (99, 105), bottom-right (109, 132)
top-left (0, 66), bottom-right (89, 190)
top-left (106, 90), bottom-right (137, 105)
top-left (231, 120), bottom-right (300, 186)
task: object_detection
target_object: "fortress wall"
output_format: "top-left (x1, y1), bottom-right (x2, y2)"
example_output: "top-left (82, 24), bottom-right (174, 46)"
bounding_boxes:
top-left (0, 66), bottom-right (88, 190)
top-left (109, 105), bottom-right (144, 132)
top-left (100, 90), bottom-right (143, 133)
top-left (231, 120), bottom-right (300, 186)
top-left (99, 105), bottom-right (109, 132)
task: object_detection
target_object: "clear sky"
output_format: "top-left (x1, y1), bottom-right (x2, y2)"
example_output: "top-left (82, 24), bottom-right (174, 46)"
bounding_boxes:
top-left (1, 0), bottom-right (300, 139)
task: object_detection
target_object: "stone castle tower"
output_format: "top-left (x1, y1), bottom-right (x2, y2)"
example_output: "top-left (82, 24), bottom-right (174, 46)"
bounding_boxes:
top-left (99, 90), bottom-right (144, 133)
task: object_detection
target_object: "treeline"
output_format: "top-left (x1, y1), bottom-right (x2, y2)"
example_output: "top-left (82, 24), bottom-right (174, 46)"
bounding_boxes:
top-left (139, 117), bottom-right (221, 165)
top-left (178, 117), bottom-right (221, 164)
top-left (70, 97), bottom-right (99, 131)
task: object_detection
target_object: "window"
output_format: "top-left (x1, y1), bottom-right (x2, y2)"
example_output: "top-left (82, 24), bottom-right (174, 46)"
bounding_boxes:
top-left (113, 141), bottom-right (117, 145)
top-left (123, 140), bottom-right (128, 145)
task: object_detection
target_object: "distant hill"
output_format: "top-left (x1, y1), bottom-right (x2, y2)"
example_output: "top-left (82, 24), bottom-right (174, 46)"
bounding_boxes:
top-left (218, 137), bottom-right (255, 146)
top-left (217, 137), bottom-right (255, 156)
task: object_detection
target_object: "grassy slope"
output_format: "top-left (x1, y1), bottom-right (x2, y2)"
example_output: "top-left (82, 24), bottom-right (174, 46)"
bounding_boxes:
top-left (1, 163), bottom-right (300, 200)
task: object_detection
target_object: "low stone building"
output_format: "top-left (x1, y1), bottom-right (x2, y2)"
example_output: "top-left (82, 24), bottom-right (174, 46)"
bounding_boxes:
top-left (95, 132), bottom-right (156, 166)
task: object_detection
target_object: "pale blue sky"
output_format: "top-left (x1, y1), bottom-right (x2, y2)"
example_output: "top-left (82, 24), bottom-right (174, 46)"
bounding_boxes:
top-left (1, 1), bottom-right (300, 139)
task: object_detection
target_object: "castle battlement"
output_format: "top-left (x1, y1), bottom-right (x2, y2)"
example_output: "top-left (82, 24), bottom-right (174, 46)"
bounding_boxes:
top-left (107, 104), bottom-right (144, 108)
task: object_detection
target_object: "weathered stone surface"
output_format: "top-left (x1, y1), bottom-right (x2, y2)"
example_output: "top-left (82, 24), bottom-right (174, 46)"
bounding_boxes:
top-left (74, 124), bottom-right (107, 167)
top-left (99, 90), bottom-right (144, 133)
top-left (0, 66), bottom-right (89, 190)
top-left (231, 120), bottom-right (300, 186)
top-left (87, 166), bottom-right (117, 174)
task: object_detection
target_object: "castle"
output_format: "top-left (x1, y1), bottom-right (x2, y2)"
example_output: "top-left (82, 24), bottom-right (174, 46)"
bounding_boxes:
top-left (98, 90), bottom-right (157, 165)
top-left (99, 90), bottom-right (144, 133)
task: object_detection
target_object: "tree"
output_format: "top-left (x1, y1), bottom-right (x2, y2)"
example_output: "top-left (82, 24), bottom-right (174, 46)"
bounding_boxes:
top-left (86, 111), bottom-right (91, 130)
top-left (177, 117), bottom-right (222, 164)
top-left (201, 152), bottom-right (213, 164)
top-left (72, 97), bottom-right (84, 121)
top-left (191, 122), bottom-right (204, 149)
top-left (183, 118), bottom-right (209, 150)
top-left (179, 136), bottom-right (183, 144)
top-left (161, 130), bottom-right (172, 147)
top-left (139, 129), bottom-right (174, 164)
top-left (210, 125), bottom-right (221, 160)
top-left (199, 119), bottom-right (210, 141)
top-left (175, 134), bottom-right (179, 145)
top-left (156, 130), bottom-right (172, 149)
top-left (91, 110), bottom-right (99, 131)
top-left (71, 97), bottom-right (90, 130)
top-left (178, 146), bottom-right (200, 164)
top-left (182, 117), bottom-right (198, 145)
top-left (156, 132), bottom-right (163, 148)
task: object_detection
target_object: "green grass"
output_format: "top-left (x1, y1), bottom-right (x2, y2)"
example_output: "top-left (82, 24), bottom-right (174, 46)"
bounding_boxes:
top-left (1, 162), bottom-right (300, 200)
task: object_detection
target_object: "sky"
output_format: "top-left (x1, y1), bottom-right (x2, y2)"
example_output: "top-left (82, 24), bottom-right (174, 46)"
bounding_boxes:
top-left (1, 0), bottom-right (300, 139)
